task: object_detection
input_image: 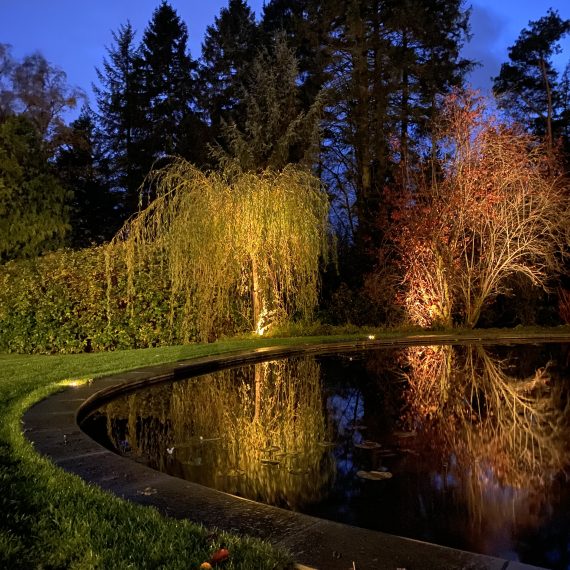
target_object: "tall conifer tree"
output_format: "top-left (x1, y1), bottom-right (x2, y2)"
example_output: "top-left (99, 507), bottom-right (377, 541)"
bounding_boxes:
top-left (493, 9), bottom-right (570, 155)
top-left (55, 107), bottom-right (119, 247)
top-left (139, 1), bottom-right (204, 165)
top-left (214, 35), bottom-right (322, 172)
top-left (199, 0), bottom-right (259, 140)
top-left (94, 22), bottom-right (145, 219)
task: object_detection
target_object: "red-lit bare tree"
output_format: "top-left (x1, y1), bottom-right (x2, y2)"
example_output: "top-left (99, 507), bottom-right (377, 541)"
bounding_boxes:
top-left (392, 91), bottom-right (569, 328)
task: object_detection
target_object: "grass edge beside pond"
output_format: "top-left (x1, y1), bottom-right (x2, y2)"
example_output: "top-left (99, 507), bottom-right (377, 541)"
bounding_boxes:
top-left (2, 328), bottom-right (570, 569)
top-left (1, 337), bottom-right (318, 570)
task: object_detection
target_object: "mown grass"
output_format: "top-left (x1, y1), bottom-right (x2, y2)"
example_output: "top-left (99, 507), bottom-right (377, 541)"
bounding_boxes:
top-left (2, 327), bottom-right (569, 568)
top-left (1, 334), bottom-right (381, 570)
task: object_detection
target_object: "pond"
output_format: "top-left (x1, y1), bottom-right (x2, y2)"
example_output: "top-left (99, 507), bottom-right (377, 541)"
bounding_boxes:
top-left (81, 342), bottom-right (570, 569)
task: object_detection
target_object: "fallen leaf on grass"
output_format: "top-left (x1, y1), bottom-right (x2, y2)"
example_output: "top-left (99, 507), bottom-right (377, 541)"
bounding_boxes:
top-left (210, 547), bottom-right (230, 565)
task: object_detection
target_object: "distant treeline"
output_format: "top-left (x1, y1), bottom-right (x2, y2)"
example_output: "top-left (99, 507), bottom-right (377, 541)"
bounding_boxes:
top-left (1, 2), bottom-right (570, 346)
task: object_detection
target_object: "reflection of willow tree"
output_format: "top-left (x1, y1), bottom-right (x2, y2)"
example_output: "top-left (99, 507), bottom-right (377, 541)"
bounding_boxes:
top-left (102, 357), bottom-right (334, 509)
top-left (105, 161), bottom-right (330, 341)
top-left (402, 344), bottom-right (570, 524)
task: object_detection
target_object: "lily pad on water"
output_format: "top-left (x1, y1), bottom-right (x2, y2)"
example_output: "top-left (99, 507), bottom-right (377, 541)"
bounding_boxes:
top-left (393, 430), bottom-right (417, 439)
top-left (217, 468), bottom-right (245, 478)
top-left (377, 450), bottom-right (398, 457)
top-left (346, 424), bottom-right (368, 431)
top-left (260, 458), bottom-right (280, 466)
top-left (356, 470), bottom-right (393, 481)
top-left (288, 468), bottom-right (310, 475)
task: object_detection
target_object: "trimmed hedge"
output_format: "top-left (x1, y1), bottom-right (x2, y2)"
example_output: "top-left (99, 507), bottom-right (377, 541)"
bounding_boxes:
top-left (0, 247), bottom-right (192, 353)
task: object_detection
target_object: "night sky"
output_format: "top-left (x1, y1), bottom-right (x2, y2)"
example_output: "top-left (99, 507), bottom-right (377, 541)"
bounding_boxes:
top-left (1, 0), bottom-right (569, 119)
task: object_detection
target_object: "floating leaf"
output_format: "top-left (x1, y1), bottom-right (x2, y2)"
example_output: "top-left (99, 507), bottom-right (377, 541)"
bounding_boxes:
top-left (354, 440), bottom-right (382, 450)
top-left (137, 486), bottom-right (157, 496)
top-left (356, 470), bottom-right (393, 481)
top-left (261, 458), bottom-right (280, 466)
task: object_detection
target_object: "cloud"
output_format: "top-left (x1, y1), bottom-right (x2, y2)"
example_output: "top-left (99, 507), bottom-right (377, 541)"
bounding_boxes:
top-left (462, 3), bottom-right (509, 93)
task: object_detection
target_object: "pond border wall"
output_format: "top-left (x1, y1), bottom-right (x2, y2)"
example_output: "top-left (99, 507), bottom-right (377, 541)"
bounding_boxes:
top-left (24, 335), bottom-right (558, 570)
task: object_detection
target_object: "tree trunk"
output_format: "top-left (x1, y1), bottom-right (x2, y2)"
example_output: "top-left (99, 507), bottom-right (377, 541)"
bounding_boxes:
top-left (539, 55), bottom-right (554, 160)
top-left (251, 256), bottom-right (262, 332)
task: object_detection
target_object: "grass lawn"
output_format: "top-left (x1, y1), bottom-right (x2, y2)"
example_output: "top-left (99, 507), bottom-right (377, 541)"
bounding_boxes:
top-left (0, 338), bottom-right (310, 570)
top-left (1, 327), bottom-right (568, 568)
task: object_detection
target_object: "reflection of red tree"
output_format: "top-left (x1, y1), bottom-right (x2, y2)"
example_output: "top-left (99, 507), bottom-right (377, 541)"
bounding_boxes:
top-left (402, 344), bottom-right (570, 536)
top-left (401, 344), bottom-right (456, 422)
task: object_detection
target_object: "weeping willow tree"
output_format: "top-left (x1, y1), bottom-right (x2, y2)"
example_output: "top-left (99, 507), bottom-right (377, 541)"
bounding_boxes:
top-left (106, 158), bottom-right (330, 342)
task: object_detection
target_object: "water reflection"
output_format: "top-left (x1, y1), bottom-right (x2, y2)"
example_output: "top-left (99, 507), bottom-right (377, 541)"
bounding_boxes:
top-left (96, 358), bottom-right (335, 509)
top-left (399, 344), bottom-right (570, 561)
top-left (82, 343), bottom-right (570, 567)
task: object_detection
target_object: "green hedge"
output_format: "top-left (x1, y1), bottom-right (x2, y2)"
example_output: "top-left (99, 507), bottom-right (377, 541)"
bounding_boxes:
top-left (0, 247), bottom-right (193, 353)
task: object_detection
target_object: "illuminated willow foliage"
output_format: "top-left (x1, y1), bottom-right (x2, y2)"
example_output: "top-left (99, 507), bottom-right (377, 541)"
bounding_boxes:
top-left (107, 159), bottom-right (330, 342)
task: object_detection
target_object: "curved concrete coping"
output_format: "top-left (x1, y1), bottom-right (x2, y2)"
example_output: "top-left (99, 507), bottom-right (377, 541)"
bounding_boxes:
top-left (24, 337), bottom-right (553, 570)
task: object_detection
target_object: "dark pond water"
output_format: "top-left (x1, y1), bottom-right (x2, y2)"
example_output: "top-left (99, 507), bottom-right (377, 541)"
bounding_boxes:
top-left (81, 343), bottom-right (570, 569)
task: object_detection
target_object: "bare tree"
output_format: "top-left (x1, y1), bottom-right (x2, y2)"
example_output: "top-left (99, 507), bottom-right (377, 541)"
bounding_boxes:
top-left (392, 91), bottom-right (569, 328)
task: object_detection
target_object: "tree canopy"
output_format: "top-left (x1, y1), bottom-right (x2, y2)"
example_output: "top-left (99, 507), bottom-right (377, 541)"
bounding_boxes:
top-left (108, 160), bottom-right (331, 341)
top-left (493, 9), bottom-right (570, 152)
top-left (0, 116), bottom-right (70, 262)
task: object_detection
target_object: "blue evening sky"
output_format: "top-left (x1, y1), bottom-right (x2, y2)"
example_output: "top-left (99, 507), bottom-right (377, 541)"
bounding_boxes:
top-left (1, 0), bottom-right (569, 118)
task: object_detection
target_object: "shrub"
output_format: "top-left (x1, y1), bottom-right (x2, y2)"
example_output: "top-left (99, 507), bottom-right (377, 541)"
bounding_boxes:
top-left (0, 247), bottom-right (185, 353)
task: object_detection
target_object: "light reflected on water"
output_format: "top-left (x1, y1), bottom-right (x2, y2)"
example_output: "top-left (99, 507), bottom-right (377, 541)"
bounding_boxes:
top-left (82, 344), bottom-right (570, 568)
top-left (95, 358), bottom-right (335, 509)
top-left (395, 344), bottom-right (570, 563)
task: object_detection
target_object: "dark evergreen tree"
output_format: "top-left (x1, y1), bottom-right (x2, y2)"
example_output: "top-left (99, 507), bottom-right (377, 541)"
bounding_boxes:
top-left (261, 0), bottom-right (471, 250)
top-left (55, 107), bottom-right (119, 247)
top-left (0, 115), bottom-right (70, 262)
top-left (94, 22), bottom-right (145, 219)
top-left (199, 0), bottom-right (259, 140)
top-left (493, 9), bottom-right (570, 154)
top-left (383, 0), bottom-right (472, 178)
top-left (321, 0), bottom-right (471, 260)
top-left (261, 0), bottom-right (336, 107)
top-left (213, 35), bottom-right (322, 172)
top-left (139, 1), bottom-right (206, 166)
